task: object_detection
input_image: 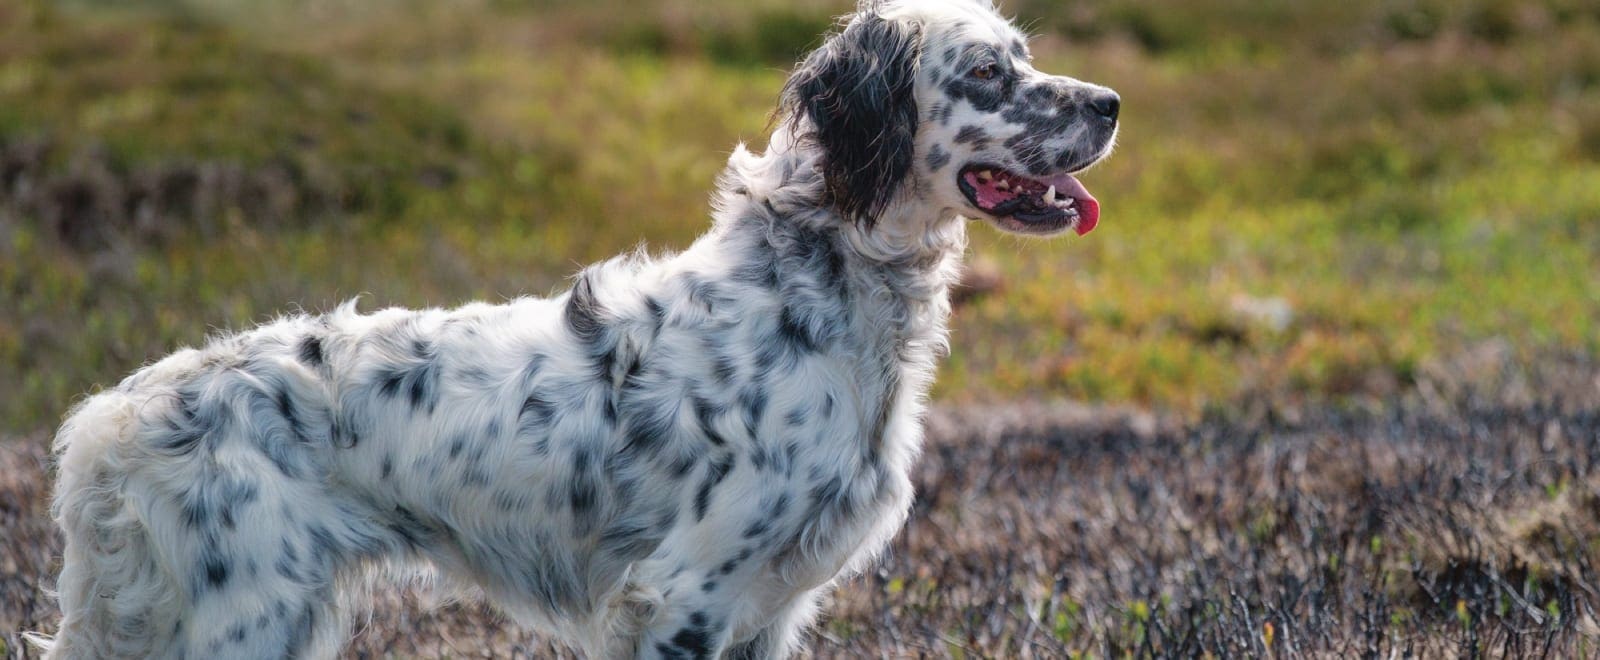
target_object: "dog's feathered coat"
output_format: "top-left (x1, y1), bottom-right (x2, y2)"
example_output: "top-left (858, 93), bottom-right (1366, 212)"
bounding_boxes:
top-left (40, 1), bottom-right (1118, 657)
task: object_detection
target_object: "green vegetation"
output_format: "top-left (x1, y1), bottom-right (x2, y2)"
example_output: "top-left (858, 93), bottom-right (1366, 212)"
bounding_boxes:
top-left (2, 2), bottom-right (1598, 652)
top-left (3, 0), bottom-right (1599, 434)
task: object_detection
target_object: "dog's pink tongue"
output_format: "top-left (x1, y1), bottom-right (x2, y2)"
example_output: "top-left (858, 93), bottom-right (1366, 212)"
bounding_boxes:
top-left (1042, 173), bottom-right (1100, 235)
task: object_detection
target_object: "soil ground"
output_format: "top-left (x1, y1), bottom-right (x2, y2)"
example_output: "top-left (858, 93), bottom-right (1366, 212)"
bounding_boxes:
top-left (5, 352), bottom-right (1598, 658)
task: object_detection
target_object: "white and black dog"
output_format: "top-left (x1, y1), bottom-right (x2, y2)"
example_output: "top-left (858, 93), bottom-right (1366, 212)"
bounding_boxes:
top-left (39, 1), bottom-right (1117, 657)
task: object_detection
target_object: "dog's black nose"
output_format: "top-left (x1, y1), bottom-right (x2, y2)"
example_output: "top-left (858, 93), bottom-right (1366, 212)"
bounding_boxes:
top-left (1089, 91), bottom-right (1120, 122)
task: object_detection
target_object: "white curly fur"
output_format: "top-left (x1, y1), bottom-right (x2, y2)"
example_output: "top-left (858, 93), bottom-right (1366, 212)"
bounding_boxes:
top-left (38, 1), bottom-right (1117, 657)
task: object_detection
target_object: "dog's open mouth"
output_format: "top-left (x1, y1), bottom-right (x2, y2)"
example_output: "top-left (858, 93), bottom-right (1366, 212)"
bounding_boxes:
top-left (957, 165), bottom-right (1100, 235)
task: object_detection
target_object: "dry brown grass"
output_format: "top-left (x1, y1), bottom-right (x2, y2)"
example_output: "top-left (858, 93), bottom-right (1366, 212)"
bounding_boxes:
top-left (4, 351), bottom-right (1598, 658)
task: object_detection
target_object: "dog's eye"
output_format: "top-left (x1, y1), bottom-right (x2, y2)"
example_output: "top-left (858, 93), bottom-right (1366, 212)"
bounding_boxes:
top-left (970, 63), bottom-right (996, 80)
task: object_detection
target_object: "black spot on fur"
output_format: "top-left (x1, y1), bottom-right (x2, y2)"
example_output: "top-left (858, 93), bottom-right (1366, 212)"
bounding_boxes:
top-left (306, 524), bottom-right (340, 563)
top-left (297, 336), bottom-right (324, 367)
top-left (412, 342), bottom-right (442, 412)
top-left (388, 505), bottom-right (433, 548)
top-left (926, 143), bottom-right (950, 171)
top-left (378, 371), bottom-right (404, 399)
top-left (565, 272), bottom-right (606, 344)
top-left (716, 547), bottom-right (755, 576)
top-left (795, 226), bottom-right (846, 288)
top-left (518, 393), bottom-right (557, 439)
top-left (781, 442), bottom-right (801, 476)
top-left (275, 541), bottom-right (302, 583)
top-left (740, 386), bottom-right (768, 436)
top-left (602, 390), bottom-right (619, 426)
top-left (181, 499), bottom-right (209, 529)
top-left (693, 397), bottom-right (728, 446)
top-left (569, 448), bottom-right (599, 527)
top-left (157, 390), bottom-right (208, 454)
top-left (645, 295), bottom-right (666, 329)
top-left (380, 455), bottom-right (393, 479)
top-left (656, 613), bottom-right (716, 660)
top-left (693, 454), bottom-right (735, 521)
top-left (711, 350), bottom-right (738, 385)
top-left (955, 125), bottom-right (988, 144)
top-left (776, 306), bottom-right (819, 353)
top-left (758, 305), bottom-right (823, 371)
top-left (807, 475), bottom-right (857, 522)
top-left (374, 346), bottom-right (442, 415)
top-left (620, 394), bottom-right (676, 458)
top-left (276, 389), bottom-right (306, 443)
top-left (781, 12), bottom-right (921, 227)
top-left (204, 554), bottom-right (230, 588)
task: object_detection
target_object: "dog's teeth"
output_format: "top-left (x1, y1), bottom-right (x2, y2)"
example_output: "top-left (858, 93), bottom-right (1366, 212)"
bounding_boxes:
top-left (995, 180), bottom-right (1009, 191)
top-left (977, 170), bottom-right (993, 181)
top-left (1043, 186), bottom-right (1056, 204)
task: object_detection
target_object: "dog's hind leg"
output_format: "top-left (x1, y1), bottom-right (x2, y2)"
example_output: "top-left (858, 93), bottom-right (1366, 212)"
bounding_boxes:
top-left (48, 393), bottom-right (185, 659)
top-left (49, 373), bottom-right (380, 659)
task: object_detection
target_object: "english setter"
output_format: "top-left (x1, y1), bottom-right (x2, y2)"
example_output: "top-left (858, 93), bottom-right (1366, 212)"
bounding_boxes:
top-left (39, 1), bottom-right (1118, 657)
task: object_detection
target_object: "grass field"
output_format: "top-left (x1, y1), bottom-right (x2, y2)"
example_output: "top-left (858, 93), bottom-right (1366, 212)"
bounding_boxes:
top-left (3, 0), bottom-right (1600, 656)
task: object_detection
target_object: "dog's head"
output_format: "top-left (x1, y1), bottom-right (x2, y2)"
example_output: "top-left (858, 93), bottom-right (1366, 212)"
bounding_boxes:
top-left (781, 0), bottom-right (1118, 237)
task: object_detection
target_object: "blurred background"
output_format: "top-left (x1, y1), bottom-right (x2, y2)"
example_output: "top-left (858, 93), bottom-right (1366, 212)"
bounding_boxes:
top-left (5, 1), bottom-right (1600, 655)
top-left (3, 0), bottom-right (1600, 435)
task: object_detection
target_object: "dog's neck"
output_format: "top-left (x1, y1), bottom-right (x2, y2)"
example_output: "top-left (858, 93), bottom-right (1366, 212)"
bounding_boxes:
top-left (701, 133), bottom-right (966, 405)
top-left (715, 132), bottom-right (968, 296)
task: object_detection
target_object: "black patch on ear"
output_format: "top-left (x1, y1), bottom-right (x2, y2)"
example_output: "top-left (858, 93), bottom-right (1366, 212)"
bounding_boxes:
top-left (781, 11), bottom-right (921, 228)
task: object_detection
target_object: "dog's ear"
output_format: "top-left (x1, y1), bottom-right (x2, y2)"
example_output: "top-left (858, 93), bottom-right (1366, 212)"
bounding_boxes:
top-left (781, 10), bottom-right (920, 229)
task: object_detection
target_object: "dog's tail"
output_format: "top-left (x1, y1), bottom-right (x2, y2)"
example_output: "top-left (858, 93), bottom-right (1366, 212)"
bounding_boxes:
top-left (43, 390), bottom-right (181, 659)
